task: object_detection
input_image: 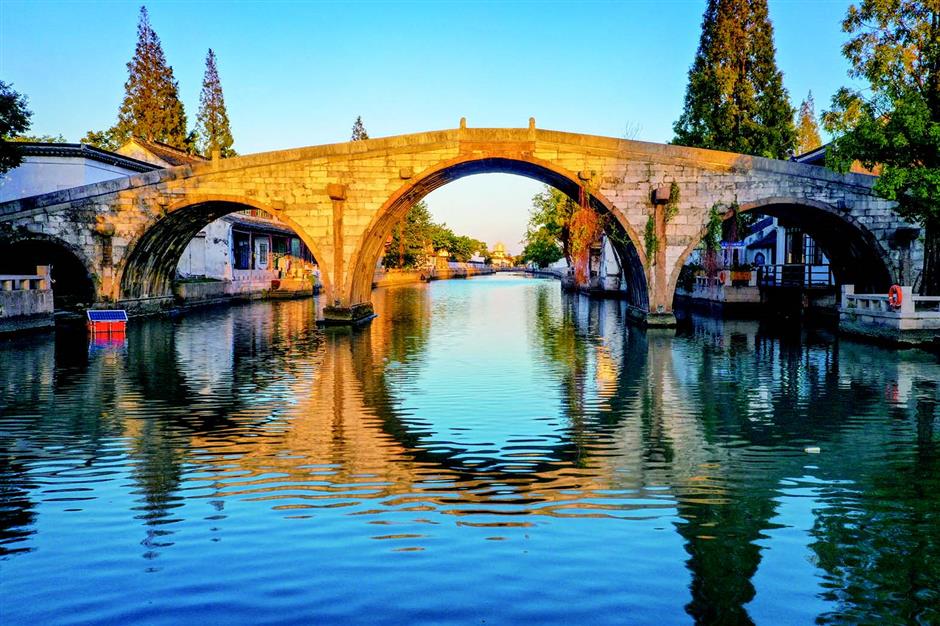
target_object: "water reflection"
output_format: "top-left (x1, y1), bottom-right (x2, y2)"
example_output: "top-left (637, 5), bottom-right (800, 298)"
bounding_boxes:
top-left (1, 276), bottom-right (938, 624)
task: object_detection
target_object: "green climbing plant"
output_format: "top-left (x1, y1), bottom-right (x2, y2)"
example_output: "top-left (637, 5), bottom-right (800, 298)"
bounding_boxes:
top-left (644, 215), bottom-right (658, 265)
top-left (704, 203), bottom-right (723, 252)
top-left (665, 182), bottom-right (681, 223)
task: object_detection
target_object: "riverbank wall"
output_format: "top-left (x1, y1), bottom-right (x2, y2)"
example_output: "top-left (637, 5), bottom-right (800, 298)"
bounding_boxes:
top-left (839, 285), bottom-right (940, 348)
top-left (0, 270), bottom-right (54, 335)
top-left (172, 277), bottom-right (315, 308)
top-left (373, 265), bottom-right (497, 288)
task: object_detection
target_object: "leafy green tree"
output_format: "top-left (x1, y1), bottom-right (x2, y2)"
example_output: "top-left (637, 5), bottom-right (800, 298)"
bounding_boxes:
top-left (195, 49), bottom-right (236, 157)
top-left (0, 80), bottom-right (31, 174)
top-left (521, 229), bottom-right (564, 267)
top-left (351, 116), bottom-right (369, 141)
top-left (384, 201), bottom-right (435, 268)
top-left (113, 6), bottom-right (188, 148)
top-left (525, 186), bottom-right (577, 263)
top-left (795, 90), bottom-right (822, 155)
top-left (673, 0), bottom-right (796, 158)
top-left (823, 1), bottom-right (940, 294)
top-left (10, 133), bottom-right (67, 143)
top-left (81, 128), bottom-right (121, 151)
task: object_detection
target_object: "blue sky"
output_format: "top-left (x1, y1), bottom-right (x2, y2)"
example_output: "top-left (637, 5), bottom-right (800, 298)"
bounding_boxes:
top-left (1, 0), bottom-right (859, 252)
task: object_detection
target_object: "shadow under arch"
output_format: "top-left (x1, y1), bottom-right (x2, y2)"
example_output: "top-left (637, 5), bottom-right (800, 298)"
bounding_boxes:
top-left (118, 194), bottom-right (331, 300)
top-left (0, 231), bottom-right (97, 309)
top-left (668, 196), bottom-right (895, 300)
top-left (347, 155), bottom-right (650, 310)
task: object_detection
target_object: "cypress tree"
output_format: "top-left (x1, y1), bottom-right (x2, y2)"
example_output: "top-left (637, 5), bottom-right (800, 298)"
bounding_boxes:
top-left (795, 91), bottom-right (822, 155)
top-left (673, 0), bottom-right (796, 159)
top-left (351, 116), bottom-right (369, 141)
top-left (114, 6), bottom-right (187, 148)
top-left (195, 49), bottom-right (236, 157)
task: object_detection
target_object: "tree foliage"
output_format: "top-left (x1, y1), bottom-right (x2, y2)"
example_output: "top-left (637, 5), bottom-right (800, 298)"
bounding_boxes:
top-left (823, 0), bottom-right (940, 294)
top-left (673, 0), bottom-right (796, 158)
top-left (10, 134), bottom-right (67, 144)
top-left (524, 186), bottom-right (577, 264)
top-left (81, 128), bottom-right (121, 151)
top-left (195, 49), bottom-right (236, 157)
top-left (795, 91), bottom-right (823, 155)
top-left (351, 116), bottom-right (369, 141)
top-left (383, 201), bottom-right (486, 269)
top-left (521, 229), bottom-right (563, 267)
top-left (113, 6), bottom-right (187, 149)
top-left (0, 80), bottom-right (31, 174)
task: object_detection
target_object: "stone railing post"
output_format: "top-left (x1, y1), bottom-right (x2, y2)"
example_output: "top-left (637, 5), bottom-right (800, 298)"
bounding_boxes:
top-left (36, 265), bottom-right (50, 290)
top-left (749, 270), bottom-right (757, 287)
top-left (900, 286), bottom-right (914, 315)
top-left (841, 284), bottom-right (854, 309)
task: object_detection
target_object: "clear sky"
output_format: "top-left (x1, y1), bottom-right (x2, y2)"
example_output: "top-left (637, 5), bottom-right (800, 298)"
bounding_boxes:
top-left (1, 0), bottom-right (859, 253)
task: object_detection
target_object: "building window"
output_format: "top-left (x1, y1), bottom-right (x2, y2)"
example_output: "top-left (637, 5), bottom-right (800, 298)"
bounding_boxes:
top-left (233, 231), bottom-right (252, 270)
top-left (785, 228), bottom-right (804, 264)
top-left (258, 240), bottom-right (268, 267)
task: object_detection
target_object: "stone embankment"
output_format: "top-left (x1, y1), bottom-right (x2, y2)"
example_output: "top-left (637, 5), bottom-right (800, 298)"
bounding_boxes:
top-left (0, 268), bottom-right (54, 334)
top-left (840, 285), bottom-right (940, 348)
top-left (373, 263), bottom-right (497, 288)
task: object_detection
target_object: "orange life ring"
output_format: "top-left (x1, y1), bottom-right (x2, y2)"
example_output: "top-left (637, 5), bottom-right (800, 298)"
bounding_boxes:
top-left (888, 284), bottom-right (903, 309)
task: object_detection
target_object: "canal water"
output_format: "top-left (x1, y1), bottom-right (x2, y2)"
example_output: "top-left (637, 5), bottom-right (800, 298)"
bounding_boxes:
top-left (1, 275), bottom-right (938, 625)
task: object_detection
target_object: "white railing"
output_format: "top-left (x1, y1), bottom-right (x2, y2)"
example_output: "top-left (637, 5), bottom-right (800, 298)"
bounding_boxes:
top-left (232, 269), bottom-right (278, 282)
top-left (0, 266), bottom-right (51, 291)
top-left (842, 285), bottom-right (940, 318)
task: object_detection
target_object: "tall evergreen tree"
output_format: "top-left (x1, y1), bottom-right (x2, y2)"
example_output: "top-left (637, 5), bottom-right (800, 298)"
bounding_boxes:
top-left (795, 91), bottom-right (823, 155)
top-left (195, 49), bottom-right (235, 157)
top-left (114, 6), bottom-right (187, 148)
top-left (351, 116), bottom-right (369, 141)
top-left (673, 0), bottom-right (796, 159)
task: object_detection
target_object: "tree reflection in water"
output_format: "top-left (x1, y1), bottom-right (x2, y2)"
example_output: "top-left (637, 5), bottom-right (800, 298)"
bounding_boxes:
top-left (0, 280), bottom-right (938, 624)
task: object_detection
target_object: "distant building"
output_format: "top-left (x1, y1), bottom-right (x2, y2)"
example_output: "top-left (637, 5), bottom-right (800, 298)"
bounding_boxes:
top-left (490, 242), bottom-right (513, 268)
top-left (177, 211), bottom-right (316, 283)
top-left (791, 142), bottom-right (879, 175)
top-left (0, 142), bottom-right (156, 202)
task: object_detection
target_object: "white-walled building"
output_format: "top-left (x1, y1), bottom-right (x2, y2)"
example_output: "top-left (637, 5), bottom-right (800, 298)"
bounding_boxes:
top-left (177, 210), bottom-right (317, 283)
top-left (0, 142), bottom-right (157, 202)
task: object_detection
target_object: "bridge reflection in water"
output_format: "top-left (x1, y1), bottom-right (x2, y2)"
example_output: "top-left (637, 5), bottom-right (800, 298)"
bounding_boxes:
top-left (1, 275), bottom-right (938, 625)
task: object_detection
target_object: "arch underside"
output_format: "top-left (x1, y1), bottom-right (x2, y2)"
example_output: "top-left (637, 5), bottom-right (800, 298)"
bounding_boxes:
top-left (349, 156), bottom-right (650, 310)
top-left (119, 200), bottom-right (318, 301)
top-left (751, 203), bottom-right (892, 293)
top-left (0, 235), bottom-right (96, 310)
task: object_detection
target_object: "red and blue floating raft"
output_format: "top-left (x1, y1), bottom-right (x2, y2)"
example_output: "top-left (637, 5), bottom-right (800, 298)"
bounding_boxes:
top-left (86, 309), bottom-right (128, 335)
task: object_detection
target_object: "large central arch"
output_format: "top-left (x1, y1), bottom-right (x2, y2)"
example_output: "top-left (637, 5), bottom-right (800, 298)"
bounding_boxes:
top-left (347, 154), bottom-right (650, 310)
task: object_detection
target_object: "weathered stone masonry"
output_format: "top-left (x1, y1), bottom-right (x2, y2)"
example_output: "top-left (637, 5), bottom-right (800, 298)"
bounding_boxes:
top-left (0, 126), bottom-right (921, 322)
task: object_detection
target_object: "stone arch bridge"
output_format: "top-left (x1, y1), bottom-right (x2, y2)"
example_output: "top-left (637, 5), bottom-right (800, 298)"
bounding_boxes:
top-left (0, 124), bottom-right (921, 324)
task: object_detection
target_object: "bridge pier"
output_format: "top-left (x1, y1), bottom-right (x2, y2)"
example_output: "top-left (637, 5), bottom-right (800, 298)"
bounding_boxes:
top-left (319, 302), bottom-right (376, 327)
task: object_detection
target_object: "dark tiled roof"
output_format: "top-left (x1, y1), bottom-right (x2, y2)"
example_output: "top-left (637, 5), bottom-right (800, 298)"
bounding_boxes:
top-left (128, 138), bottom-right (208, 166)
top-left (792, 144), bottom-right (827, 166)
top-left (13, 142), bottom-right (158, 173)
top-left (747, 230), bottom-right (778, 249)
top-left (225, 212), bottom-right (297, 237)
